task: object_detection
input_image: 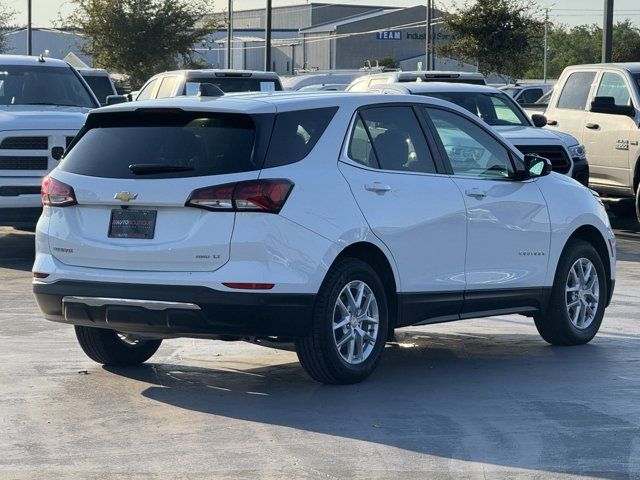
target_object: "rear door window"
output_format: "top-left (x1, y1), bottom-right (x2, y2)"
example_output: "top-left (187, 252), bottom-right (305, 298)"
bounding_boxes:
top-left (596, 72), bottom-right (631, 106)
top-left (356, 106), bottom-right (437, 174)
top-left (263, 107), bottom-right (337, 168)
top-left (60, 111), bottom-right (267, 179)
top-left (557, 71), bottom-right (596, 110)
top-left (156, 76), bottom-right (178, 98)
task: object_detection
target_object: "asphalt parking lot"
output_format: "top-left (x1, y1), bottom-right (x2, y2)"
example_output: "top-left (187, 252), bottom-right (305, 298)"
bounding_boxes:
top-left (1, 216), bottom-right (639, 480)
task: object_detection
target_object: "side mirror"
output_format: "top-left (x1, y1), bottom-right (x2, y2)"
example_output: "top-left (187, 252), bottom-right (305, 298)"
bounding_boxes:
top-left (590, 96), bottom-right (635, 116)
top-left (531, 113), bottom-right (547, 128)
top-left (522, 153), bottom-right (552, 179)
top-left (106, 94), bottom-right (128, 105)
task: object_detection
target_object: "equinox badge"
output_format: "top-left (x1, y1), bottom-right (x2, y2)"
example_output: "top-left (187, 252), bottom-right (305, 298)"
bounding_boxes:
top-left (114, 192), bottom-right (138, 202)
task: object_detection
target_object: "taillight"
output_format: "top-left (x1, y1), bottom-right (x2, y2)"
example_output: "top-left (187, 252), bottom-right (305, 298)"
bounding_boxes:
top-left (186, 179), bottom-right (293, 214)
top-left (41, 176), bottom-right (77, 207)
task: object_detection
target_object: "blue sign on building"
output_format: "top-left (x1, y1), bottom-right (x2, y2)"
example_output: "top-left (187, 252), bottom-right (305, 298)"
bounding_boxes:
top-left (376, 30), bottom-right (402, 40)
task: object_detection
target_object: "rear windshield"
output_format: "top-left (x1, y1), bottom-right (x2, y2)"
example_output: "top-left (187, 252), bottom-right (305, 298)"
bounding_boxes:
top-left (184, 76), bottom-right (283, 93)
top-left (82, 75), bottom-right (115, 105)
top-left (0, 65), bottom-right (97, 108)
top-left (60, 111), bottom-right (267, 179)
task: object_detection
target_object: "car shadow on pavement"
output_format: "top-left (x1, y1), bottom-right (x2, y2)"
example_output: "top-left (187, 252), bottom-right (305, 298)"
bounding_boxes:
top-left (0, 228), bottom-right (35, 272)
top-left (105, 329), bottom-right (639, 478)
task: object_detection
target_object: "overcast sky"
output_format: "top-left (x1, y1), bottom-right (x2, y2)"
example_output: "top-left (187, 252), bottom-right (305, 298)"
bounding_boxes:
top-left (7, 0), bottom-right (640, 28)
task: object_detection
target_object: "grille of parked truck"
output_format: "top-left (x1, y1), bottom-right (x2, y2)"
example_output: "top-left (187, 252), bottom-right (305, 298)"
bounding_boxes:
top-left (0, 55), bottom-right (99, 229)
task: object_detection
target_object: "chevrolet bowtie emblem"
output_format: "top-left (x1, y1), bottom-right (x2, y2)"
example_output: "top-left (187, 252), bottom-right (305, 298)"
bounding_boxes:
top-left (114, 192), bottom-right (138, 202)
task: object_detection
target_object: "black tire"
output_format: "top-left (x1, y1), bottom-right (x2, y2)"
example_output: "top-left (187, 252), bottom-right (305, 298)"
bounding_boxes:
top-left (608, 199), bottom-right (636, 219)
top-left (534, 239), bottom-right (607, 346)
top-left (295, 258), bottom-right (389, 385)
top-left (74, 326), bottom-right (162, 366)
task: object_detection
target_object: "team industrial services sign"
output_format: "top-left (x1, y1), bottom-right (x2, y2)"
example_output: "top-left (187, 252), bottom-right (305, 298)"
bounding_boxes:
top-left (376, 30), bottom-right (402, 40)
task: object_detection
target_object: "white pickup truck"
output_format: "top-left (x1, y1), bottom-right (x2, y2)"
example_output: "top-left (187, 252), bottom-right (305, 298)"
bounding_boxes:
top-left (0, 55), bottom-right (99, 229)
top-left (544, 63), bottom-right (640, 220)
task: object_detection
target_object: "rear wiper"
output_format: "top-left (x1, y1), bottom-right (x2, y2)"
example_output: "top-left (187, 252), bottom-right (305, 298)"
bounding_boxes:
top-left (129, 163), bottom-right (194, 175)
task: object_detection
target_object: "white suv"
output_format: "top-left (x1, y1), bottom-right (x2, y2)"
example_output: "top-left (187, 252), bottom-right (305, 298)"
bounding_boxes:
top-left (0, 55), bottom-right (99, 228)
top-left (33, 92), bottom-right (616, 384)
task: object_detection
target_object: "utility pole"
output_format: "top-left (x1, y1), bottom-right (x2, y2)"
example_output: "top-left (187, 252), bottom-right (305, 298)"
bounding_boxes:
top-left (265, 0), bottom-right (272, 71)
top-left (227, 0), bottom-right (233, 69)
top-left (602, 0), bottom-right (614, 62)
top-left (425, 0), bottom-right (432, 71)
top-left (543, 8), bottom-right (548, 83)
top-left (27, 0), bottom-right (32, 56)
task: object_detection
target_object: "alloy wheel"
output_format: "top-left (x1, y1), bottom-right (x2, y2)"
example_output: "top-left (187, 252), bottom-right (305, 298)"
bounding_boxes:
top-left (332, 280), bottom-right (379, 365)
top-left (565, 257), bottom-right (600, 330)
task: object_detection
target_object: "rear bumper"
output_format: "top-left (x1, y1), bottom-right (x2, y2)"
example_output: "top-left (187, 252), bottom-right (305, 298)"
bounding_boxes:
top-left (0, 206), bottom-right (42, 227)
top-left (33, 280), bottom-right (315, 338)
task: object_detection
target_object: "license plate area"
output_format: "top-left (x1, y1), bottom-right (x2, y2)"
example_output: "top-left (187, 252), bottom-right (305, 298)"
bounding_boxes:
top-left (108, 209), bottom-right (157, 239)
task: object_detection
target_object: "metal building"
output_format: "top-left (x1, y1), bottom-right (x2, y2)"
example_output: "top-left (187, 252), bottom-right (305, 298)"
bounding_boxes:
top-left (212, 2), bottom-right (476, 75)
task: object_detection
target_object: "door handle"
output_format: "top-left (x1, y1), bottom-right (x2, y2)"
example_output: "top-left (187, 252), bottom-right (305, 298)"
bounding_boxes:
top-left (586, 123), bottom-right (600, 129)
top-left (547, 119), bottom-right (558, 126)
top-left (465, 188), bottom-right (487, 199)
top-left (365, 182), bottom-right (391, 193)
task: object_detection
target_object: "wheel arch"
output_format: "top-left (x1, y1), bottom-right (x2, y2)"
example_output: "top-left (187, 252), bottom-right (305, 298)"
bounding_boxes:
top-left (330, 242), bottom-right (399, 331)
top-left (634, 155), bottom-right (640, 193)
top-left (565, 224), bottom-right (612, 304)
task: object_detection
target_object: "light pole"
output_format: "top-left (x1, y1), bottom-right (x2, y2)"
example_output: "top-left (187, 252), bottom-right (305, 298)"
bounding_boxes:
top-left (227, 0), bottom-right (233, 68)
top-left (602, 0), bottom-right (614, 62)
top-left (265, 0), bottom-right (272, 71)
top-left (543, 8), bottom-right (548, 83)
top-left (27, 0), bottom-right (32, 56)
top-left (425, 0), bottom-right (432, 71)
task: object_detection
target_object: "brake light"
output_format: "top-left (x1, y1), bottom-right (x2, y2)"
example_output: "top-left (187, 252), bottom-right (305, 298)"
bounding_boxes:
top-left (33, 272), bottom-right (49, 279)
top-left (186, 179), bottom-right (293, 214)
top-left (41, 176), bottom-right (77, 207)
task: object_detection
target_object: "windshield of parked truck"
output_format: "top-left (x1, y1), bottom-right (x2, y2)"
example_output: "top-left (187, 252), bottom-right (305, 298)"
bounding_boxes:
top-left (82, 75), bottom-right (115, 105)
top-left (419, 91), bottom-right (529, 127)
top-left (0, 65), bottom-right (97, 108)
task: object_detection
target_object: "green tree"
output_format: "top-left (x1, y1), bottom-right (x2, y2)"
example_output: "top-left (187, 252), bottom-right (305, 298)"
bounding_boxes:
top-left (524, 20), bottom-right (640, 79)
top-left (64, 0), bottom-right (219, 88)
top-left (376, 56), bottom-right (398, 69)
top-left (439, 0), bottom-right (544, 81)
top-left (0, 4), bottom-right (15, 53)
